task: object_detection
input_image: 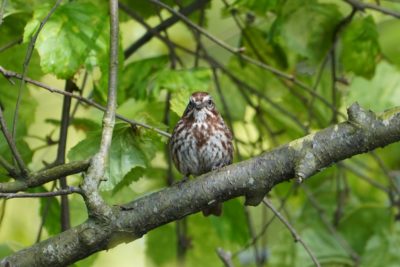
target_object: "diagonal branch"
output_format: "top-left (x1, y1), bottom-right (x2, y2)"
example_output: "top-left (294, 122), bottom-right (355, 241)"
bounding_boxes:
top-left (262, 198), bottom-right (320, 267)
top-left (123, 0), bottom-right (210, 58)
top-left (344, 0), bottom-right (400, 19)
top-left (0, 106), bottom-right (28, 175)
top-left (1, 103), bottom-right (400, 266)
top-left (0, 66), bottom-right (171, 137)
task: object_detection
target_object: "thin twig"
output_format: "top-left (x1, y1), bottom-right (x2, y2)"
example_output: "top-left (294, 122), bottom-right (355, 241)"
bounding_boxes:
top-left (0, 155), bottom-right (16, 176)
top-left (262, 198), bottom-right (321, 267)
top-left (233, 184), bottom-right (296, 258)
top-left (12, 0), bottom-right (62, 153)
top-left (0, 37), bottom-right (23, 53)
top-left (302, 185), bottom-right (360, 265)
top-left (0, 160), bottom-right (90, 193)
top-left (123, 0), bottom-right (210, 58)
top-left (216, 248), bottom-right (235, 267)
top-left (151, 0), bottom-right (345, 119)
top-left (344, 0), bottom-right (400, 19)
top-left (36, 182), bottom-right (56, 243)
top-left (0, 187), bottom-right (83, 199)
top-left (0, 66), bottom-right (171, 138)
top-left (0, 106), bottom-right (28, 175)
top-left (0, 0), bottom-right (6, 26)
top-left (342, 163), bottom-right (389, 193)
top-left (370, 151), bottom-right (400, 194)
top-left (80, 0), bottom-right (119, 216)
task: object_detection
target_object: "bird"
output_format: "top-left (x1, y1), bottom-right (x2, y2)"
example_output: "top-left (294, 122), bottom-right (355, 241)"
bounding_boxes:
top-left (169, 91), bottom-right (233, 216)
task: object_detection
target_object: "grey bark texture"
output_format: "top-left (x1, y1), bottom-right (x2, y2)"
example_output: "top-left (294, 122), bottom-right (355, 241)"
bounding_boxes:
top-left (1, 103), bottom-right (400, 266)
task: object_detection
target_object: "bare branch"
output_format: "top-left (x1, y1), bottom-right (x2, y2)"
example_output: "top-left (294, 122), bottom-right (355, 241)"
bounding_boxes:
top-left (344, 0), bottom-right (400, 19)
top-left (56, 79), bottom-right (76, 231)
top-left (0, 187), bottom-right (83, 199)
top-left (0, 155), bottom-right (16, 176)
top-left (0, 37), bottom-right (22, 53)
top-left (0, 160), bottom-right (90, 193)
top-left (216, 248), bottom-right (235, 267)
top-left (0, 66), bottom-right (171, 137)
top-left (80, 0), bottom-right (119, 217)
top-left (262, 198), bottom-right (321, 267)
top-left (123, 0), bottom-right (210, 58)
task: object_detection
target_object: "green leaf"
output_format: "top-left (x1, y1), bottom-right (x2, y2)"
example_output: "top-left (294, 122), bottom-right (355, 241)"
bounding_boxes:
top-left (0, 243), bottom-right (14, 258)
top-left (210, 199), bottom-right (249, 245)
top-left (122, 55), bottom-right (169, 100)
top-left (23, 2), bottom-right (108, 78)
top-left (378, 19), bottom-right (400, 68)
top-left (170, 89), bottom-right (192, 117)
top-left (233, 0), bottom-right (279, 15)
top-left (338, 205), bottom-right (392, 254)
top-left (146, 224), bottom-right (177, 266)
top-left (166, 68), bottom-right (212, 117)
top-left (345, 61), bottom-right (400, 112)
top-left (39, 191), bottom-right (61, 236)
top-left (152, 68), bottom-right (212, 93)
top-left (361, 227), bottom-right (400, 267)
top-left (242, 26), bottom-right (288, 69)
top-left (340, 16), bottom-right (380, 79)
top-left (68, 123), bottom-right (162, 191)
top-left (297, 228), bottom-right (353, 266)
top-left (280, 1), bottom-right (342, 62)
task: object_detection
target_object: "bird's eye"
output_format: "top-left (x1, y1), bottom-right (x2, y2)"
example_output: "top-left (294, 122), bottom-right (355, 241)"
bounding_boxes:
top-left (207, 99), bottom-right (213, 109)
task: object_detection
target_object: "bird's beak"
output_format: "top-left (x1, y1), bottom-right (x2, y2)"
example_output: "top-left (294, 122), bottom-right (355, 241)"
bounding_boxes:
top-left (195, 103), bottom-right (205, 110)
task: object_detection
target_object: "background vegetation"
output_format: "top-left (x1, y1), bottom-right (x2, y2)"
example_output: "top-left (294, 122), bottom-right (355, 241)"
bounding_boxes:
top-left (0, 0), bottom-right (400, 266)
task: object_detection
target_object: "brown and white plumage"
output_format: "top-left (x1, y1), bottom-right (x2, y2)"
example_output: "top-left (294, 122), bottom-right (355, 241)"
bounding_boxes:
top-left (169, 92), bottom-right (233, 216)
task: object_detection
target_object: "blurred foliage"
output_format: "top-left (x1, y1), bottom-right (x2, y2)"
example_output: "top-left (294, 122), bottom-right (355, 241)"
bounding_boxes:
top-left (0, 0), bottom-right (400, 266)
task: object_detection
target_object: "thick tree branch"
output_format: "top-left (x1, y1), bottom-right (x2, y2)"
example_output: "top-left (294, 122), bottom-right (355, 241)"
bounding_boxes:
top-left (2, 103), bottom-right (400, 266)
top-left (0, 160), bottom-right (90, 193)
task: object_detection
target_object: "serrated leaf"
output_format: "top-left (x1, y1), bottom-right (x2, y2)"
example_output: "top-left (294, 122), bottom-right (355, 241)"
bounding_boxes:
top-left (340, 16), bottom-right (380, 79)
top-left (68, 123), bottom-right (162, 191)
top-left (23, 2), bottom-right (108, 78)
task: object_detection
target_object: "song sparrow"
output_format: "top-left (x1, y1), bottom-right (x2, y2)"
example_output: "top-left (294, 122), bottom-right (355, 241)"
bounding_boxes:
top-left (169, 92), bottom-right (233, 216)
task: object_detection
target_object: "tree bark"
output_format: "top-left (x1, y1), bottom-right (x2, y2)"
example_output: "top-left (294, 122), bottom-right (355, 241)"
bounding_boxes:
top-left (1, 103), bottom-right (400, 266)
